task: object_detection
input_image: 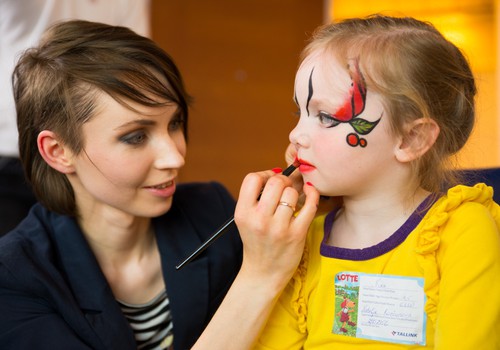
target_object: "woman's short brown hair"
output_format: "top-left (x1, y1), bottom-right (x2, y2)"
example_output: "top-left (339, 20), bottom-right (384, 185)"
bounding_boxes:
top-left (13, 20), bottom-right (190, 216)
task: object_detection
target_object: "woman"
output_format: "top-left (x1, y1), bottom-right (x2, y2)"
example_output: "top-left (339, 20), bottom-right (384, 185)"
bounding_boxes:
top-left (0, 20), bottom-right (320, 349)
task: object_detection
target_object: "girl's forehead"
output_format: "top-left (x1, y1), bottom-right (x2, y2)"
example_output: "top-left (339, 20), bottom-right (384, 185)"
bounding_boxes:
top-left (294, 50), bottom-right (352, 97)
top-left (296, 51), bottom-right (325, 80)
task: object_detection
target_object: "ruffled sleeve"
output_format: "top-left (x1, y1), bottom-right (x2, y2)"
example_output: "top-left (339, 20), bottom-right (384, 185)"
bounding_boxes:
top-left (415, 183), bottom-right (500, 325)
top-left (290, 242), bottom-right (310, 333)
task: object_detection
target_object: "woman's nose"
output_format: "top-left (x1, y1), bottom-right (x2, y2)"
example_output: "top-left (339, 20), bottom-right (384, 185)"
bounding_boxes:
top-left (154, 136), bottom-right (186, 170)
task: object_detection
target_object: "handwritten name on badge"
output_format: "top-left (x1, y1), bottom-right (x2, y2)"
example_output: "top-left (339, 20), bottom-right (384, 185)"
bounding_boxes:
top-left (333, 272), bottom-right (426, 345)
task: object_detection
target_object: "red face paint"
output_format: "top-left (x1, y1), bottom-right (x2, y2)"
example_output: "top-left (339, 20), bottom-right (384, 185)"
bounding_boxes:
top-left (333, 60), bottom-right (367, 122)
top-left (325, 58), bottom-right (380, 147)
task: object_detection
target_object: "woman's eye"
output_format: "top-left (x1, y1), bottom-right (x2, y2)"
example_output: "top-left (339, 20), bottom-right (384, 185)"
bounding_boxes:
top-left (317, 111), bottom-right (340, 128)
top-left (168, 115), bottom-right (185, 132)
top-left (119, 131), bottom-right (147, 145)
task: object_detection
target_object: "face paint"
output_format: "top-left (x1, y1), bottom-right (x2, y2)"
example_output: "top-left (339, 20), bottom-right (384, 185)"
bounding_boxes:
top-left (335, 60), bottom-right (367, 122)
top-left (306, 67), bottom-right (315, 116)
top-left (322, 59), bottom-right (381, 147)
top-left (291, 51), bottom-right (395, 196)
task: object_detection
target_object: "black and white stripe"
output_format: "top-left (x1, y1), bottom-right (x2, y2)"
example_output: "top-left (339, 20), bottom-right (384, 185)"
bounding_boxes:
top-left (118, 290), bottom-right (173, 350)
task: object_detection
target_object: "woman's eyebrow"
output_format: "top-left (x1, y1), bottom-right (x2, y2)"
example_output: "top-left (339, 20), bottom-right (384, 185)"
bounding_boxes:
top-left (114, 119), bottom-right (156, 130)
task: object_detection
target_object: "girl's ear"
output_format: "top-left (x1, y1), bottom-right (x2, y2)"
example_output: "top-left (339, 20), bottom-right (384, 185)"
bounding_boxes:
top-left (37, 130), bottom-right (76, 174)
top-left (395, 118), bottom-right (440, 163)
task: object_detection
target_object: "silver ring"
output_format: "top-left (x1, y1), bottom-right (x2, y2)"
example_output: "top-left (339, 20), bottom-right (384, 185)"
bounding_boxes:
top-left (278, 201), bottom-right (296, 212)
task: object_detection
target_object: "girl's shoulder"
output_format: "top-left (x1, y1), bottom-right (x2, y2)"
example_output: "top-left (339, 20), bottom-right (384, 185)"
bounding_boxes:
top-left (414, 183), bottom-right (500, 265)
top-left (424, 183), bottom-right (500, 232)
top-left (415, 183), bottom-right (500, 329)
top-left (417, 183), bottom-right (500, 246)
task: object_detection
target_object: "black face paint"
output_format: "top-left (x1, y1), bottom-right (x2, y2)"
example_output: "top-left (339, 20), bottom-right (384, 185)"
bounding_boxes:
top-left (306, 67), bottom-right (314, 116)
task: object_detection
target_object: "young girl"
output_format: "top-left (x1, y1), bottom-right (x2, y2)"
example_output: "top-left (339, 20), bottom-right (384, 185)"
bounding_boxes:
top-left (255, 15), bottom-right (500, 349)
top-left (0, 20), bottom-right (319, 349)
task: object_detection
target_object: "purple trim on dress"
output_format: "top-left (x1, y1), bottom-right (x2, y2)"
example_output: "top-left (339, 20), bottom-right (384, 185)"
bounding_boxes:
top-left (320, 195), bottom-right (437, 261)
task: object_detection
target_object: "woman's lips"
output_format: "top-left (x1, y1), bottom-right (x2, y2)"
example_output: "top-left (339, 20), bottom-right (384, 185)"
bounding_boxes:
top-left (144, 180), bottom-right (176, 198)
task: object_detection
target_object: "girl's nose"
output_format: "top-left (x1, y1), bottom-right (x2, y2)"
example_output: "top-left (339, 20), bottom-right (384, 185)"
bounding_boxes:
top-left (289, 118), bottom-right (310, 148)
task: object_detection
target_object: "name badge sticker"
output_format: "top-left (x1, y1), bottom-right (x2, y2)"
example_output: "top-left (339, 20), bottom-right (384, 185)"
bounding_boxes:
top-left (333, 272), bottom-right (426, 345)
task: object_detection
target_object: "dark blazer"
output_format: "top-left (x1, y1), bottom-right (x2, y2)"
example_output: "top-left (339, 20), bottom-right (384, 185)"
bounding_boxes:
top-left (0, 182), bottom-right (242, 350)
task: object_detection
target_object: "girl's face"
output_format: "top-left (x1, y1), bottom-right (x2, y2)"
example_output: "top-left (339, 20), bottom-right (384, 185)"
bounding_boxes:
top-left (68, 92), bottom-right (186, 219)
top-left (290, 50), bottom-right (402, 197)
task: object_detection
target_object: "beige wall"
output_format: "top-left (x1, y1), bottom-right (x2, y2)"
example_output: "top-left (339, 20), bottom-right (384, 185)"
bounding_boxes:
top-left (151, 1), bottom-right (324, 197)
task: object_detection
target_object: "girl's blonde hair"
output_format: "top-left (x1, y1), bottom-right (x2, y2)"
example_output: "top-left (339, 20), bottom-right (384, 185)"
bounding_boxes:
top-left (302, 15), bottom-right (476, 193)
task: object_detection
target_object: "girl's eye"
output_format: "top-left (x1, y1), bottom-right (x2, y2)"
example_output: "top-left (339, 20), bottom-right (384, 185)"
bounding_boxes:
top-left (119, 131), bottom-right (147, 145)
top-left (317, 111), bottom-right (340, 128)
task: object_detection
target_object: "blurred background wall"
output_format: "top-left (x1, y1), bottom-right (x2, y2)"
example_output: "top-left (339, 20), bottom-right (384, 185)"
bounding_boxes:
top-left (151, 0), bottom-right (324, 197)
top-left (151, 0), bottom-right (499, 198)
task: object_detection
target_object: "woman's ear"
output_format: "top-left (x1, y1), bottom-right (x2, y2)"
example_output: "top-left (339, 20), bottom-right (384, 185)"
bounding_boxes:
top-left (37, 130), bottom-right (76, 174)
top-left (395, 118), bottom-right (440, 163)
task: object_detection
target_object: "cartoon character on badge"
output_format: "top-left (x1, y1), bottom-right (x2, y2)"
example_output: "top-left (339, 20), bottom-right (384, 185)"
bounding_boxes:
top-left (337, 296), bottom-right (357, 334)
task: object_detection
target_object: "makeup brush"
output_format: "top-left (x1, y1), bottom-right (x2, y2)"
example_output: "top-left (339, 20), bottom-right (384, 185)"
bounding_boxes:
top-left (175, 162), bottom-right (298, 270)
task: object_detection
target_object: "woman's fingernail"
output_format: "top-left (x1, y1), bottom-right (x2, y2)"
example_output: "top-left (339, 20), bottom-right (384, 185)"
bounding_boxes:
top-left (306, 181), bottom-right (314, 186)
top-left (272, 167), bottom-right (283, 174)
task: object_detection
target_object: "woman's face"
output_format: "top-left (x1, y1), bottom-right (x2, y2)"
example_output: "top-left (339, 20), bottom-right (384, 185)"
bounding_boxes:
top-left (68, 92), bottom-right (186, 219)
top-left (290, 50), bottom-right (402, 197)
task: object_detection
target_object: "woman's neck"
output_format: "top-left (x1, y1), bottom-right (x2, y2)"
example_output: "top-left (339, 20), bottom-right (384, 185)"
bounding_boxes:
top-left (78, 208), bottom-right (164, 304)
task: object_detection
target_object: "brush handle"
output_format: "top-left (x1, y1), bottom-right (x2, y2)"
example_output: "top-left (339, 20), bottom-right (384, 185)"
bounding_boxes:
top-left (175, 217), bottom-right (235, 270)
top-left (175, 163), bottom-right (297, 270)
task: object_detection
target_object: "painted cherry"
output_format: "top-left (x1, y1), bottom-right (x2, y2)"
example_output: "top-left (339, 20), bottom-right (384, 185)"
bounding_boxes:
top-left (346, 133), bottom-right (368, 148)
top-left (346, 133), bottom-right (359, 147)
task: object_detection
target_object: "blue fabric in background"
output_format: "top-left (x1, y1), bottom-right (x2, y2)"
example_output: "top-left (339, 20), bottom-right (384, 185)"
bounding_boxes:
top-left (457, 167), bottom-right (500, 203)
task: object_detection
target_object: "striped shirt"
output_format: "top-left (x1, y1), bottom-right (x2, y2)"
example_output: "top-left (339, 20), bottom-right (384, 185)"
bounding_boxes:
top-left (118, 290), bottom-right (173, 350)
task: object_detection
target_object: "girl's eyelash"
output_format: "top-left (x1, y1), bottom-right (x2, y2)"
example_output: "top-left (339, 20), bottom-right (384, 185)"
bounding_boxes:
top-left (317, 111), bottom-right (340, 128)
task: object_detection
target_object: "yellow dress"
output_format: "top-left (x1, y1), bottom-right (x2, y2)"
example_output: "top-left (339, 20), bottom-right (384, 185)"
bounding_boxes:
top-left (255, 184), bottom-right (500, 349)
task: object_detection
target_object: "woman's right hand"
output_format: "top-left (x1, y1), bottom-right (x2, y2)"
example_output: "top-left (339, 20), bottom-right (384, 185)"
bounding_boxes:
top-left (234, 169), bottom-right (319, 291)
top-left (192, 169), bottom-right (318, 350)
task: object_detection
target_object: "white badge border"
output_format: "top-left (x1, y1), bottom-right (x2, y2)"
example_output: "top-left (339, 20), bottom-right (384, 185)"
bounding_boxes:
top-left (333, 271), bottom-right (427, 346)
